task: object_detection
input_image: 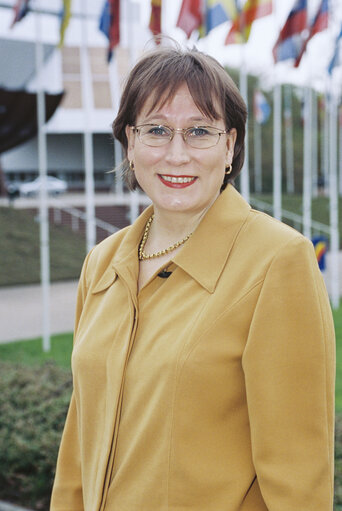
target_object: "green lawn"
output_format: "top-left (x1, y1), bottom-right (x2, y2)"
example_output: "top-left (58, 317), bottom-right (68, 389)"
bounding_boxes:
top-left (0, 333), bottom-right (73, 370)
top-left (252, 193), bottom-right (339, 227)
top-left (0, 207), bottom-right (86, 286)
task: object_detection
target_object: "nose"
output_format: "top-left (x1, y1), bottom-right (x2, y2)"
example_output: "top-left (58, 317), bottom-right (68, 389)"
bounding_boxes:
top-left (164, 132), bottom-right (191, 166)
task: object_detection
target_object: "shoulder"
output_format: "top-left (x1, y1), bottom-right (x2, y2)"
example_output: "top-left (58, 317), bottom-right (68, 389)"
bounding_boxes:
top-left (247, 208), bottom-right (305, 244)
top-left (230, 207), bottom-right (319, 286)
top-left (244, 208), bottom-right (314, 258)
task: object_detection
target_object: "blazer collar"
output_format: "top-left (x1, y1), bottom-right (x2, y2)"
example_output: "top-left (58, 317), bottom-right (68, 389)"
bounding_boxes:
top-left (109, 185), bottom-right (250, 294)
top-left (173, 185), bottom-right (251, 293)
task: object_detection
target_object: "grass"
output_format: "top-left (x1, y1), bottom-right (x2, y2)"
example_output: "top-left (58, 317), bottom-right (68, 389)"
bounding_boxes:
top-left (0, 207), bottom-right (86, 286)
top-left (0, 333), bottom-right (73, 370)
top-left (252, 193), bottom-right (342, 235)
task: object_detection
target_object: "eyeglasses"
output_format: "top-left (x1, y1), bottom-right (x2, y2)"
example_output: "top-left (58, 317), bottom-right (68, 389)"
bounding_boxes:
top-left (131, 124), bottom-right (229, 149)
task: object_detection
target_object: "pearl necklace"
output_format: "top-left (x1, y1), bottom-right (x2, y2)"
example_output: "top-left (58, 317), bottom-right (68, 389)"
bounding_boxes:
top-left (138, 214), bottom-right (192, 261)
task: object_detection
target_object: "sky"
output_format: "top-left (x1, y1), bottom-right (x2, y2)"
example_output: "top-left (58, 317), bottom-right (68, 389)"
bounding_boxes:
top-left (0, 0), bottom-right (341, 95)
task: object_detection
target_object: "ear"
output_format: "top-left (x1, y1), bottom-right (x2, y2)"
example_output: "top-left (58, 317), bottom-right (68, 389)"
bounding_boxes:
top-left (125, 125), bottom-right (135, 161)
top-left (225, 128), bottom-right (236, 163)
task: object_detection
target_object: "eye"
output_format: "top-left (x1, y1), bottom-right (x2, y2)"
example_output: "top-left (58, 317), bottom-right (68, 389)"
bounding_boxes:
top-left (147, 125), bottom-right (170, 137)
top-left (188, 127), bottom-right (211, 137)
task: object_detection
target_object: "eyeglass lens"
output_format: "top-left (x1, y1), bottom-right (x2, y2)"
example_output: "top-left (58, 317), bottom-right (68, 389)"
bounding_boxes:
top-left (136, 125), bottom-right (223, 148)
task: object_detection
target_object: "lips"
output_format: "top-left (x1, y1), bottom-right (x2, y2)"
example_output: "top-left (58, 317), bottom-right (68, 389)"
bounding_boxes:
top-left (158, 174), bottom-right (197, 189)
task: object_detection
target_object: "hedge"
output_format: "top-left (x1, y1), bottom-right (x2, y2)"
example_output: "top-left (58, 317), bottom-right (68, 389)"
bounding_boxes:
top-left (0, 362), bottom-right (71, 510)
top-left (0, 361), bottom-right (341, 510)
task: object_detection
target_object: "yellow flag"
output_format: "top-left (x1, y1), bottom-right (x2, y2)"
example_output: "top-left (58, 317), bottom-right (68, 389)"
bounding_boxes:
top-left (59, 0), bottom-right (72, 48)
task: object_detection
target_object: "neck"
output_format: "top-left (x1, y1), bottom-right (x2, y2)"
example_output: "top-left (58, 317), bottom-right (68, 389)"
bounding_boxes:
top-left (156, 208), bottom-right (205, 236)
top-left (146, 202), bottom-right (215, 253)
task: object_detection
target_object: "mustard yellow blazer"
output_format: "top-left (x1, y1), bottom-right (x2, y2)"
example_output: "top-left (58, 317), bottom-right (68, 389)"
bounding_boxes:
top-left (51, 185), bottom-right (335, 511)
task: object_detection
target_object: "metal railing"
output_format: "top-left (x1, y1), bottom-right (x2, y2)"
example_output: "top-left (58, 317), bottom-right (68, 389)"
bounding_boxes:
top-left (53, 205), bottom-right (119, 236)
top-left (250, 197), bottom-right (330, 236)
top-left (52, 193), bottom-right (152, 237)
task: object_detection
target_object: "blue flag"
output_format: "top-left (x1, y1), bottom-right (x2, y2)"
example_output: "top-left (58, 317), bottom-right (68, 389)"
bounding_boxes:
top-left (328, 24), bottom-right (342, 75)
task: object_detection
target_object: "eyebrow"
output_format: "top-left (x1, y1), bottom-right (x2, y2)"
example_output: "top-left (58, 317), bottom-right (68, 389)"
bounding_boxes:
top-left (141, 115), bottom-right (213, 125)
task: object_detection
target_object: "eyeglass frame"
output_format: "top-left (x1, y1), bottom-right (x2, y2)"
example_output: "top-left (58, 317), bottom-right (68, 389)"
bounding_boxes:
top-left (130, 124), bottom-right (230, 149)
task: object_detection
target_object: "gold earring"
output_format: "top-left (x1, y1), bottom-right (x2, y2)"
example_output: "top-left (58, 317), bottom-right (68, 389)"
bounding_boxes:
top-left (129, 160), bottom-right (135, 171)
top-left (225, 164), bottom-right (232, 175)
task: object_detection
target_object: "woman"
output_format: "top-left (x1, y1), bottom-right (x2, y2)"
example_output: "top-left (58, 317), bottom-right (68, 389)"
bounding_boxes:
top-left (50, 46), bottom-right (335, 511)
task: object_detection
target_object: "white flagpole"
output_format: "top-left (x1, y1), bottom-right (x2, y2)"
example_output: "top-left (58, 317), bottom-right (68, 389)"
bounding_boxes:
top-left (109, 54), bottom-right (124, 195)
top-left (323, 92), bottom-right (329, 191)
top-left (80, 0), bottom-right (96, 251)
top-left (311, 90), bottom-right (318, 197)
top-left (303, 86), bottom-right (312, 239)
top-left (254, 111), bottom-right (262, 193)
top-left (339, 105), bottom-right (342, 196)
top-left (239, 46), bottom-right (249, 202)
top-left (329, 85), bottom-right (340, 309)
top-left (273, 81), bottom-right (282, 220)
top-left (126, 0), bottom-right (141, 223)
top-left (284, 84), bottom-right (294, 194)
top-left (35, 3), bottom-right (50, 352)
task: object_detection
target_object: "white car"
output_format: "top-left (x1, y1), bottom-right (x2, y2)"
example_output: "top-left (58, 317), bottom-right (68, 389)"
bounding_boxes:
top-left (19, 176), bottom-right (68, 197)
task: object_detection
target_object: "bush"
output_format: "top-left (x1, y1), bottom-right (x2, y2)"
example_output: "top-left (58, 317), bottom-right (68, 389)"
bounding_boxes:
top-left (336, 414), bottom-right (342, 509)
top-left (0, 362), bottom-right (72, 510)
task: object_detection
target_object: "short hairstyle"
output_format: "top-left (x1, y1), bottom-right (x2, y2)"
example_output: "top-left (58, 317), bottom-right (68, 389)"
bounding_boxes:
top-left (112, 44), bottom-right (247, 190)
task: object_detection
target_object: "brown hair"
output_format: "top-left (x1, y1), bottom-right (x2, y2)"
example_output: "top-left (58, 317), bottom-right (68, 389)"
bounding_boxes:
top-left (112, 44), bottom-right (247, 190)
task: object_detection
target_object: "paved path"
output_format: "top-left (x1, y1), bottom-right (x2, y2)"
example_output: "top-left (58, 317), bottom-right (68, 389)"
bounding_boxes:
top-left (0, 280), bottom-right (78, 343)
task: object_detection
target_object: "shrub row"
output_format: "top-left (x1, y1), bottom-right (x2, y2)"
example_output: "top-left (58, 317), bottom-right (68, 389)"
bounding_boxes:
top-left (0, 360), bottom-right (342, 510)
top-left (0, 362), bottom-right (72, 510)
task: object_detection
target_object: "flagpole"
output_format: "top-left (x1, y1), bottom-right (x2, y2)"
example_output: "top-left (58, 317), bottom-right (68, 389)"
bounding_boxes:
top-left (239, 45), bottom-right (249, 203)
top-left (339, 105), bottom-right (342, 196)
top-left (126, 0), bottom-right (140, 223)
top-left (80, 0), bottom-right (96, 252)
top-left (273, 80), bottom-right (282, 220)
top-left (254, 98), bottom-right (262, 194)
top-left (323, 91), bottom-right (329, 192)
top-left (35, 2), bottom-right (51, 352)
top-left (109, 54), bottom-right (124, 195)
top-left (311, 89), bottom-right (318, 197)
top-left (284, 84), bottom-right (294, 194)
top-left (328, 83), bottom-right (340, 309)
top-left (303, 85), bottom-right (312, 239)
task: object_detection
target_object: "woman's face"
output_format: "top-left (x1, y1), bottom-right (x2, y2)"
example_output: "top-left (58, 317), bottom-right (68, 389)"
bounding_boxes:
top-left (126, 83), bottom-right (236, 218)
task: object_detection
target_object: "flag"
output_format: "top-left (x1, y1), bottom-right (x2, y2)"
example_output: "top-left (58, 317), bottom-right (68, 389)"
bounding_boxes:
top-left (294, 0), bottom-right (328, 67)
top-left (149, 0), bottom-right (162, 41)
top-left (272, 0), bottom-right (307, 63)
top-left (225, 0), bottom-right (272, 45)
top-left (99, 0), bottom-right (120, 61)
top-left (176, 0), bottom-right (203, 38)
top-left (206, 0), bottom-right (237, 33)
top-left (328, 24), bottom-right (342, 74)
top-left (59, 0), bottom-right (72, 48)
top-left (253, 90), bottom-right (271, 124)
top-left (10, 0), bottom-right (30, 28)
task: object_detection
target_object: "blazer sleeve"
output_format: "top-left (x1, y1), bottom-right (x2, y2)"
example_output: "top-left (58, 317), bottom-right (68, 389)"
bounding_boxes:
top-left (50, 250), bottom-right (93, 511)
top-left (242, 236), bottom-right (335, 511)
